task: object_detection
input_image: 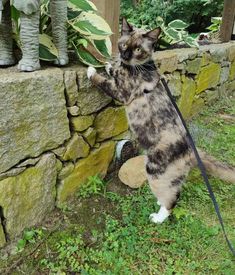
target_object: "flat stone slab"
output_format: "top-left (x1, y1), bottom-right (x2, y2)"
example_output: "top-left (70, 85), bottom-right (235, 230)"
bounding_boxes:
top-left (0, 68), bottom-right (70, 173)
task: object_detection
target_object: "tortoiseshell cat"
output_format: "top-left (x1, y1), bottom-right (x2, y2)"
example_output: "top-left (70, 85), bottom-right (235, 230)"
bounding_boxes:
top-left (87, 18), bottom-right (235, 223)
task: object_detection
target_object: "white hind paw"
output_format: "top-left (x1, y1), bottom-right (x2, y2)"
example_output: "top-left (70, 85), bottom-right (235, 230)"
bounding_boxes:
top-left (149, 206), bottom-right (170, 224)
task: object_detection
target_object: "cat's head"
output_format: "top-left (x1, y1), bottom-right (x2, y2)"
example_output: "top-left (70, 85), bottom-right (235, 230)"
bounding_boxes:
top-left (118, 18), bottom-right (161, 66)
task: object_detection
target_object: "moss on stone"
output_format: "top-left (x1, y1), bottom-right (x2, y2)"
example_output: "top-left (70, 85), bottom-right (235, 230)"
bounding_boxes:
top-left (178, 76), bottom-right (196, 119)
top-left (71, 115), bottom-right (94, 132)
top-left (63, 134), bottom-right (90, 161)
top-left (57, 141), bottom-right (115, 207)
top-left (0, 224), bottom-right (6, 248)
top-left (196, 62), bottom-right (221, 94)
top-left (0, 154), bottom-right (57, 239)
top-left (94, 107), bottom-right (128, 142)
top-left (82, 127), bottom-right (97, 147)
top-left (229, 61), bottom-right (235, 81)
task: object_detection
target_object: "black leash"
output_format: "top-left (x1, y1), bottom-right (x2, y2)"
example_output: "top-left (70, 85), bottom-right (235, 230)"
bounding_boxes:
top-left (161, 78), bottom-right (235, 256)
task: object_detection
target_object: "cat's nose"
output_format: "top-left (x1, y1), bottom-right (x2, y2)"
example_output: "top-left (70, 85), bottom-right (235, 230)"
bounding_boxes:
top-left (121, 49), bottom-right (132, 61)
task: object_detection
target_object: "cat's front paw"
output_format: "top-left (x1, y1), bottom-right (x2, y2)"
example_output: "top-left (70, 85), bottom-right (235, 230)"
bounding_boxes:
top-left (105, 62), bottom-right (112, 76)
top-left (87, 66), bottom-right (97, 79)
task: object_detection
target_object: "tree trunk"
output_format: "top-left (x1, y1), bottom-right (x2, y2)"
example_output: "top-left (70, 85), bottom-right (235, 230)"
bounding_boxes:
top-left (220, 0), bottom-right (235, 42)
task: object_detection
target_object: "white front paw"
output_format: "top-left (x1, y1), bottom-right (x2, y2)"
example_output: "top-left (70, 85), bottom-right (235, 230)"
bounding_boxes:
top-left (87, 66), bottom-right (97, 79)
top-left (105, 62), bottom-right (112, 75)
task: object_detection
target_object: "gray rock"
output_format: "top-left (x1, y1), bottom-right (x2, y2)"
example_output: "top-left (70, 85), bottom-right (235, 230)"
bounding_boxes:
top-left (17, 157), bottom-right (41, 167)
top-left (77, 87), bottom-right (112, 115)
top-left (0, 153), bottom-right (57, 240)
top-left (64, 70), bottom-right (78, 106)
top-left (0, 167), bottom-right (26, 181)
top-left (52, 146), bottom-right (66, 159)
top-left (94, 107), bottom-right (129, 142)
top-left (67, 106), bottom-right (80, 116)
top-left (63, 134), bottom-right (90, 161)
top-left (71, 115), bottom-right (94, 132)
top-left (82, 127), bottom-right (97, 147)
top-left (0, 68), bottom-right (70, 174)
top-left (220, 66), bottom-right (230, 84)
top-left (58, 162), bottom-right (75, 180)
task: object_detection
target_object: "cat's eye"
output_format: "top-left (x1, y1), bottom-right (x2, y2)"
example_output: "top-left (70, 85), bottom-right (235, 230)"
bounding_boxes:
top-left (135, 47), bottom-right (142, 53)
top-left (121, 43), bottom-right (127, 49)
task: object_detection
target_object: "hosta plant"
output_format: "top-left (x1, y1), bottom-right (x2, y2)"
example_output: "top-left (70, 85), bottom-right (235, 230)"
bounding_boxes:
top-left (11, 0), bottom-right (112, 67)
top-left (207, 17), bottom-right (222, 33)
top-left (156, 16), bottom-right (199, 48)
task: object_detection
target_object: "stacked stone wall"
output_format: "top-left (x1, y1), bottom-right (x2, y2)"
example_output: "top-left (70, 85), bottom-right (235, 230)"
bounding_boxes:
top-left (0, 42), bottom-right (234, 248)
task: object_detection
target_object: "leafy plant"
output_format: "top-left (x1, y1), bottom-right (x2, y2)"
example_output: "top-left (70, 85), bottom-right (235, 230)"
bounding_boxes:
top-left (77, 175), bottom-right (107, 198)
top-left (156, 17), bottom-right (199, 48)
top-left (16, 228), bottom-right (43, 252)
top-left (207, 16), bottom-right (222, 33)
top-left (11, 0), bottom-right (112, 67)
top-left (121, 0), bottom-right (224, 34)
top-left (40, 234), bottom-right (85, 273)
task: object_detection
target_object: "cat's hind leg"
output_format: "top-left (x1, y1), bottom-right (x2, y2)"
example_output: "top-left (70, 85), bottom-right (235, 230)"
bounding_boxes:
top-left (148, 176), bottom-right (181, 224)
top-left (147, 158), bottom-right (191, 224)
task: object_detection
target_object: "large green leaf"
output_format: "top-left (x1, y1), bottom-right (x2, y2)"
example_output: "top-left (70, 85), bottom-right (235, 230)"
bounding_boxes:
top-left (164, 28), bottom-right (182, 42)
top-left (211, 17), bottom-right (222, 24)
top-left (11, 5), bottom-right (20, 22)
top-left (70, 12), bottom-right (112, 40)
top-left (68, 0), bottom-right (97, 12)
top-left (73, 42), bottom-right (104, 67)
top-left (39, 34), bottom-right (58, 61)
top-left (91, 38), bottom-right (112, 58)
top-left (168, 20), bottom-right (189, 30)
top-left (183, 36), bottom-right (199, 48)
top-left (67, 8), bottom-right (82, 20)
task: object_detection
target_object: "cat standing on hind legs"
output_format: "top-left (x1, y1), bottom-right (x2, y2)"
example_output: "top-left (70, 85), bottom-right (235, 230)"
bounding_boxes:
top-left (87, 18), bottom-right (235, 224)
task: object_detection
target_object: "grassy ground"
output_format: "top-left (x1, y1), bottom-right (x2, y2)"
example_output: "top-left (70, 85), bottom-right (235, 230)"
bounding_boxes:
top-left (0, 96), bottom-right (234, 274)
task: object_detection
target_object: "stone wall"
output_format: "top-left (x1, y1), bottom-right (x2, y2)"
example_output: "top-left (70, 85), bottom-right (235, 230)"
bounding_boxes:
top-left (0, 42), bottom-right (235, 248)
top-left (155, 41), bottom-right (235, 118)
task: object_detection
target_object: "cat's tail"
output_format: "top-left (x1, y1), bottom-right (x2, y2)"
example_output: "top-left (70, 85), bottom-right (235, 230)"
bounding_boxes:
top-left (191, 149), bottom-right (235, 183)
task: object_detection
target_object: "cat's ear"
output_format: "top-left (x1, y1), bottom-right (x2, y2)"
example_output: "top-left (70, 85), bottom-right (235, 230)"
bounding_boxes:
top-left (143, 27), bottom-right (161, 41)
top-left (121, 18), bottom-right (133, 35)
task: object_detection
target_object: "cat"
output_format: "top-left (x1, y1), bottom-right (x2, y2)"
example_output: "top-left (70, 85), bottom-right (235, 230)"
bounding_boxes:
top-left (0, 0), bottom-right (68, 71)
top-left (87, 18), bottom-right (235, 224)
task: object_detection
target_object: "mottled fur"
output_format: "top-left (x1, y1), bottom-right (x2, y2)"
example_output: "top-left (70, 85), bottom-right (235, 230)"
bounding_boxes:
top-left (87, 19), bottom-right (235, 223)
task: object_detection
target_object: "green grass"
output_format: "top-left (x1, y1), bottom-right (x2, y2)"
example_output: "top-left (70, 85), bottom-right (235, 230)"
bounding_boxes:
top-left (0, 96), bottom-right (235, 274)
